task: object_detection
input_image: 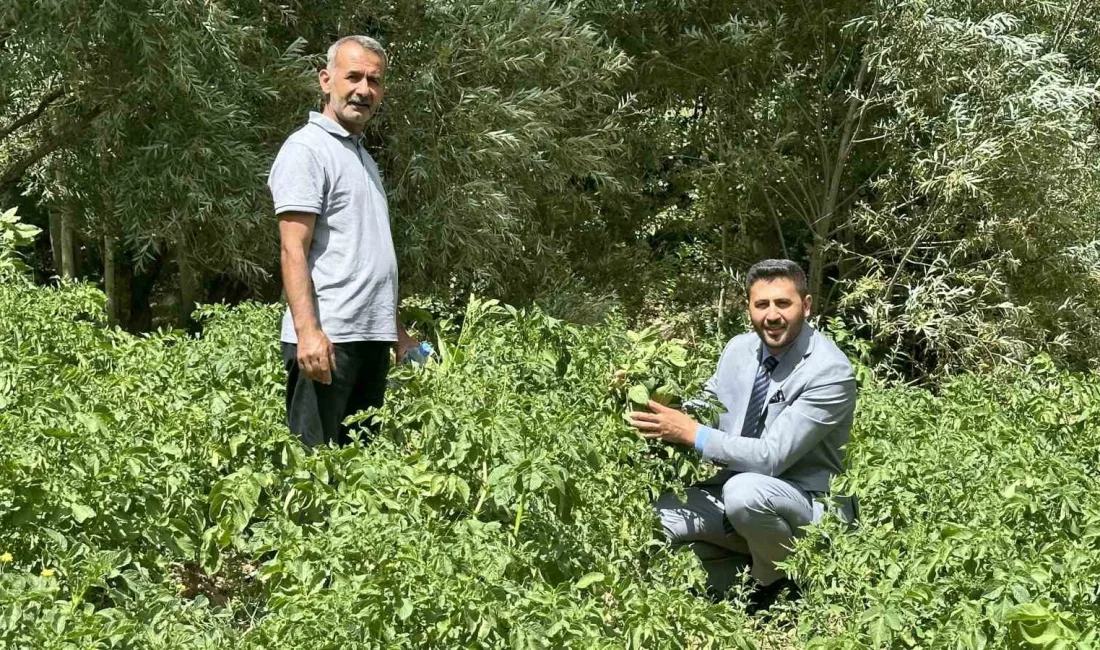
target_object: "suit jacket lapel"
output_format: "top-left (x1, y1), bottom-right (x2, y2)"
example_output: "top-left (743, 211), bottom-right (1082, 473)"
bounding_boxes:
top-left (730, 337), bottom-right (762, 437)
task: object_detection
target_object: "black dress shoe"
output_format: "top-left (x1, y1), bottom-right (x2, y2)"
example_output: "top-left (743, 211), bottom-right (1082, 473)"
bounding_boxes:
top-left (745, 578), bottom-right (801, 615)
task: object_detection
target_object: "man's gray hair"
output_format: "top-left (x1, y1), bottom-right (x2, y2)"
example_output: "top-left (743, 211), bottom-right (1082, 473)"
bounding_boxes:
top-left (746, 259), bottom-right (809, 297)
top-left (327, 35), bottom-right (387, 70)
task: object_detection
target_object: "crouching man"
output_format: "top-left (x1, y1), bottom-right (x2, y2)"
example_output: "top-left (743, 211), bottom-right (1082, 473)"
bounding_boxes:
top-left (629, 259), bottom-right (857, 612)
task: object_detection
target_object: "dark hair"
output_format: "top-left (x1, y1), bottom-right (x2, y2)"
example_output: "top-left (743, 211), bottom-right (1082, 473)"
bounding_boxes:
top-left (746, 259), bottom-right (808, 297)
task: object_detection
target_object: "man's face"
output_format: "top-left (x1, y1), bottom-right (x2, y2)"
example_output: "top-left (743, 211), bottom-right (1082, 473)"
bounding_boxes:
top-left (748, 277), bottom-right (812, 352)
top-left (319, 43), bottom-right (385, 134)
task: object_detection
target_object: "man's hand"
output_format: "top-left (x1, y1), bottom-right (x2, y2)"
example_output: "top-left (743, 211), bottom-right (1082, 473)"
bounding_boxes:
top-left (297, 327), bottom-right (337, 385)
top-left (395, 322), bottom-right (418, 363)
top-left (629, 400), bottom-right (700, 446)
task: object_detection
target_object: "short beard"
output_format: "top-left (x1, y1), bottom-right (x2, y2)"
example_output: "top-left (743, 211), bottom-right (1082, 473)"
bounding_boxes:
top-left (755, 319), bottom-right (803, 352)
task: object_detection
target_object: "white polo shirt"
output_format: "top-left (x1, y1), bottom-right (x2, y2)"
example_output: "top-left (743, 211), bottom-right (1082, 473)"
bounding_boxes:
top-left (268, 112), bottom-right (398, 343)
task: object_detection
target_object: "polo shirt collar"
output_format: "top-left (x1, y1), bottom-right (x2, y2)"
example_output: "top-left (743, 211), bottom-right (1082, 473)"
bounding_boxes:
top-left (308, 111), bottom-right (362, 142)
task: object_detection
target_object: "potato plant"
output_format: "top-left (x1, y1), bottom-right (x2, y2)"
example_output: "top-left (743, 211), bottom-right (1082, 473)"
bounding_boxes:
top-left (1, 215), bottom-right (1098, 648)
top-left (788, 356), bottom-right (1100, 648)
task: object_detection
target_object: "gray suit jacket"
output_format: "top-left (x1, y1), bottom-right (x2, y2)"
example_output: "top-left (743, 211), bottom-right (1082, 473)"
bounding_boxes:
top-left (698, 324), bottom-right (856, 495)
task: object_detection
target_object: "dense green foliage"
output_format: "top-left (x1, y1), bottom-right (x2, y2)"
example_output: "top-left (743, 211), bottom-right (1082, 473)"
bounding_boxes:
top-left (1, 0), bottom-right (632, 326)
top-left (3, 1), bottom-right (1097, 645)
top-left (3, 219), bottom-right (1099, 648)
top-left (581, 0), bottom-right (1100, 375)
top-left (4, 0), bottom-right (1097, 375)
top-left (0, 221), bottom-right (756, 648)
top-left (1, 0), bottom-right (307, 274)
top-left (790, 359), bottom-right (1100, 648)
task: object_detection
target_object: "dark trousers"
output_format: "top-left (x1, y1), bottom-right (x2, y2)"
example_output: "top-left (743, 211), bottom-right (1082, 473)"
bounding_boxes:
top-left (282, 341), bottom-right (392, 448)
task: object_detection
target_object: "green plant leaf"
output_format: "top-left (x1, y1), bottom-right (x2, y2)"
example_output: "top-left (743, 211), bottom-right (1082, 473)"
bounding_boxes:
top-left (575, 573), bottom-right (605, 590)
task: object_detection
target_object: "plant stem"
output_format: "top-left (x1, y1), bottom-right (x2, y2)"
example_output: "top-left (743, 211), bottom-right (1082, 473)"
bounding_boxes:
top-left (513, 491), bottom-right (526, 537)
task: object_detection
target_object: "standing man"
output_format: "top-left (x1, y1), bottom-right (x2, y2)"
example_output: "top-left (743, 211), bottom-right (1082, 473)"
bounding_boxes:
top-left (268, 35), bottom-right (416, 448)
top-left (630, 259), bottom-right (857, 612)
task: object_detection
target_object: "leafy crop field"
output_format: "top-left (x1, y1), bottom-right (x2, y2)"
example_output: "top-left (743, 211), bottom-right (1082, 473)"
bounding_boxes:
top-left (2, 260), bottom-right (1098, 648)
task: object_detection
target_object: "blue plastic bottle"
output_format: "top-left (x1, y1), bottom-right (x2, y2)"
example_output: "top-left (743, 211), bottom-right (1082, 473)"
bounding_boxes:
top-left (404, 341), bottom-right (434, 365)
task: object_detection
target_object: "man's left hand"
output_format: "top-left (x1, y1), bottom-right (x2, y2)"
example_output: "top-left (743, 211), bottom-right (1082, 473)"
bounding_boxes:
top-left (629, 400), bottom-right (700, 446)
top-left (396, 328), bottom-right (418, 363)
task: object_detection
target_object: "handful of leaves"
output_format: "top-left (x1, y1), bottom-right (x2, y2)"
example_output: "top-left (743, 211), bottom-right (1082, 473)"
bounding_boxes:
top-left (626, 378), bottom-right (683, 409)
top-left (607, 328), bottom-right (688, 424)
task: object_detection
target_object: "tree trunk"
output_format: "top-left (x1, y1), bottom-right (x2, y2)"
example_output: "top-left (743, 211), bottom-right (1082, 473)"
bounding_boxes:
top-left (812, 57), bottom-right (869, 310)
top-left (103, 234), bottom-right (129, 327)
top-left (60, 207), bottom-right (76, 278)
top-left (717, 222), bottom-right (728, 337)
top-left (102, 237), bottom-right (142, 330)
top-left (48, 211), bottom-right (63, 275)
top-left (127, 254), bottom-right (161, 333)
top-left (808, 237), bottom-right (826, 303)
top-left (104, 235), bottom-right (115, 324)
top-left (177, 238), bottom-right (199, 331)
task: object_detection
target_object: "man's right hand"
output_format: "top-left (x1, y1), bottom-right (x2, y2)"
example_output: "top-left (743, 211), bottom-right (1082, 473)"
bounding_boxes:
top-left (297, 327), bottom-right (337, 384)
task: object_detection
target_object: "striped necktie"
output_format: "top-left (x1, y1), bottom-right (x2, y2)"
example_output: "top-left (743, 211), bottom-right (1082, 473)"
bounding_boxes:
top-left (740, 355), bottom-right (779, 439)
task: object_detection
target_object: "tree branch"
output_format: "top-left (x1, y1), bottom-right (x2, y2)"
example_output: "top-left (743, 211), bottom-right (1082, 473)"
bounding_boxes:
top-left (760, 188), bottom-right (790, 259)
top-left (1052, 0), bottom-right (1084, 52)
top-left (0, 104), bottom-right (104, 185)
top-left (822, 56), bottom-right (869, 226)
top-left (0, 86), bottom-right (67, 143)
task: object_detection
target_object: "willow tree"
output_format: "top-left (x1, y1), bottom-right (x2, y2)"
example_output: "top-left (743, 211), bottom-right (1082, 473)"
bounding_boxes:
top-left (255, 0), bottom-right (635, 308)
top-left (233, 0), bottom-right (636, 317)
top-left (2, 0), bottom-right (635, 329)
top-left (1, 0), bottom-right (311, 329)
top-left (829, 2), bottom-right (1100, 375)
top-left (578, 0), bottom-right (878, 325)
top-left (581, 0), bottom-right (1100, 376)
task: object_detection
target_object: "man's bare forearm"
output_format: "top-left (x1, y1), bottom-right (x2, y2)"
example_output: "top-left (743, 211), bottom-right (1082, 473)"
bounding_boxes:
top-left (396, 312), bottom-right (411, 338)
top-left (281, 245), bottom-right (320, 336)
